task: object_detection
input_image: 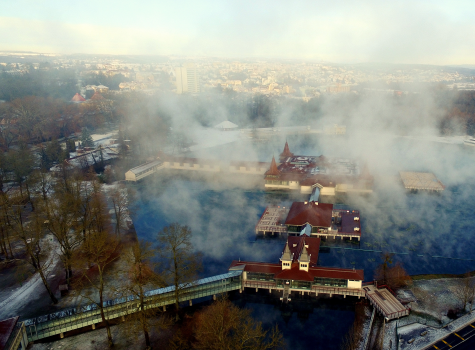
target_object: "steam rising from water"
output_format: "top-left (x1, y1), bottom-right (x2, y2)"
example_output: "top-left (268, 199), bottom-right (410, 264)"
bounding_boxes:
top-left (130, 88), bottom-right (475, 279)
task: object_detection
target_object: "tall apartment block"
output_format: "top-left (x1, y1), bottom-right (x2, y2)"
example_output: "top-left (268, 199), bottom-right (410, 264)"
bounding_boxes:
top-left (176, 63), bottom-right (200, 94)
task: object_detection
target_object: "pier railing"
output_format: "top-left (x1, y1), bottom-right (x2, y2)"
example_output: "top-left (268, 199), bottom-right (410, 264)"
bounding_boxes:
top-left (23, 271), bottom-right (242, 342)
top-left (243, 280), bottom-right (365, 297)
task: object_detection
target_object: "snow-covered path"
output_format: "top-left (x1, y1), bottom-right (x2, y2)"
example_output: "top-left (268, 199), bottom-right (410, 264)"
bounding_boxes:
top-left (0, 238), bottom-right (61, 319)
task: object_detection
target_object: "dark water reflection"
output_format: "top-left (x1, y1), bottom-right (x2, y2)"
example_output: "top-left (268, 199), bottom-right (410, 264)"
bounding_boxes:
top-left (130, 134), bottom-right (475, 346)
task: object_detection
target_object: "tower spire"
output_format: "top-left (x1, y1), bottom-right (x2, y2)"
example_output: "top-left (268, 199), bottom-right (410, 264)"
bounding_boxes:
top-left (280, 140), bottom-right (293, 160)
top-left (265, 155), bottom-right (280, 176)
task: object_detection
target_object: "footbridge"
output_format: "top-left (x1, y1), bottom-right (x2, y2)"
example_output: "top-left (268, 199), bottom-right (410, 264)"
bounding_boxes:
top-left (22, 271), bottom-right (242, 342)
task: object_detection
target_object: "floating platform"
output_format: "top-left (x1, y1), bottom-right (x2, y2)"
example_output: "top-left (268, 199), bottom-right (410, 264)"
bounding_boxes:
top-left (399, 171), bottom-right (445, 192)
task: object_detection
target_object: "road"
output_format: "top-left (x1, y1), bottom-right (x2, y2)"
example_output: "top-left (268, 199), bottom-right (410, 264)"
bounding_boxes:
top-left (429, 322), bottom-right (475, 349)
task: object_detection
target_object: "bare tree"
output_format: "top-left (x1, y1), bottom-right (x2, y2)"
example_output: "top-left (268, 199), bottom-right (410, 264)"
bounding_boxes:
top-left (453, 273), bottom-right (475, 312)
top-left (7, 146), bottom-right (35, 199)
top-left (0, 193), bottom-right (15, 259)
top-left (123, 240), bottom-right (168, 350)
top-left (374, 253), bottom-right (394, 286)
top-left (73, 231), bottom-right (121, 348)
top-left (9, 204), bottom-right (58, 304)
top-left (157, 223), bottom-right (202, 320)
top-left (108, 185), bottom-right (129, 236)
top-left (193, 296), bottom-right (284, 350)
top-left (35, 169), bottom-right (53, 203)
top-left (44, 184), bottom-right (83, 287)
top-left (386, 262), bottom-right (411, 290)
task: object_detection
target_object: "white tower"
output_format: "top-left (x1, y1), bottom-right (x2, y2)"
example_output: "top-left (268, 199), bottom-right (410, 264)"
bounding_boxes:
top-left (175, 63), bottom-right (200, 94)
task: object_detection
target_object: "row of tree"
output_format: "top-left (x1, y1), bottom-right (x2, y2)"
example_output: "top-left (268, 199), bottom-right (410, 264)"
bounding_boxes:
top-left (0, 165), bottom-right (283, 348)
top-left (0, 95), bottom-right (114, 149)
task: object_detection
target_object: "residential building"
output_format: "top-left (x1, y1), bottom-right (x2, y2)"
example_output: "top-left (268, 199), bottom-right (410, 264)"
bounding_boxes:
top-left (176, 63), bottom-right (200, 94)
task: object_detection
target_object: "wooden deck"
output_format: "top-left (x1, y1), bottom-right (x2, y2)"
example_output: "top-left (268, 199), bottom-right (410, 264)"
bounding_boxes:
top-left (363, 285), bottom-right (409, 320)
top-left (400, 171), bottom-right (445, 192)
top-left (255, 206), bottom-right (289, 235)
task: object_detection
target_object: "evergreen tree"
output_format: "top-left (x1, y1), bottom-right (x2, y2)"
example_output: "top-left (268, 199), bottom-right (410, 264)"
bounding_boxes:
top-left (81, 128), bottom-right (94, 148)
top-left (66, 139), bottom-right (76, 153)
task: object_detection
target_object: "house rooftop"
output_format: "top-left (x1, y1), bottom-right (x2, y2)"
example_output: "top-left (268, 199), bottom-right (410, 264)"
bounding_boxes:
top-left (285, 201), bottom-right (333, 228)
top-left (0, 316), bottom-right (19, 350)
top-left (229, 261), bottom-right (364, 281)
top-left (286, 235), bottom-right (320, 265)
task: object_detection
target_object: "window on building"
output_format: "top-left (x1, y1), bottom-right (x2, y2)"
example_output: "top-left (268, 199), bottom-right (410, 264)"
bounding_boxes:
top-left (292, 280), bottom-right (311, 289)
top-left (247, 272), bottom-right (275, 282)
top-left (314, 278), bottom-right (347, 288)
top-left (287, 226), bottom-right (301, 232)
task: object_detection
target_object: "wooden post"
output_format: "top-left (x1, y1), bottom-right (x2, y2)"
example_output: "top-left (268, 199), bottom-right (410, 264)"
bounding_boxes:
top-left (255, 288), bottom-right (258, 292)
top-left (213, 295), bottom-right (216, 300)
top-left (92, 324), bottom-right (96, 330)
top-left (269, 289), bottom-right (271, 293)
top-left (162, 306), bottom-right (166, 312)
top-left (189, 300), bottom-right (192, 306)
top-left (60, 333), bottom-right (64, 339)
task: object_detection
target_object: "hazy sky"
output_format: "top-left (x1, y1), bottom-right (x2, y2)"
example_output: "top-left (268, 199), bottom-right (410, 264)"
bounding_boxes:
top-left (1, 0), bottom-right (475, 64)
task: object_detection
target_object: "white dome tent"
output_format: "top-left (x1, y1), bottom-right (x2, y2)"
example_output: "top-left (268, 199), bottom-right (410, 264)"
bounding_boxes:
top-left (214, 120), bottom-right (238, 131)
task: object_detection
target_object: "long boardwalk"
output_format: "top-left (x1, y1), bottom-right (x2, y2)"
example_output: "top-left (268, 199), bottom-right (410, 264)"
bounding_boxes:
top-left (23, 271), bottom-right (242, 342)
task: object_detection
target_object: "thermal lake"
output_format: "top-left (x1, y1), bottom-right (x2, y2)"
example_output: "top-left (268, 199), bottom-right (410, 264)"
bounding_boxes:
top-left (130, 133), bottom-right (475, 348)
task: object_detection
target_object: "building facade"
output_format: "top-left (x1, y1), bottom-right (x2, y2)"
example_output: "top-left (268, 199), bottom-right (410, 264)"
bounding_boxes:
top-left (264, 142), bottom-right (373, 195)
top-left (229, 235), bottom-right (365, 300)
top-left (176, 63), bottom-right (200, 94)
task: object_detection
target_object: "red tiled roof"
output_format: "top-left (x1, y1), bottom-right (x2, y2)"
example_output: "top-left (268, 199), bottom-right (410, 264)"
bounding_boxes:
top-left (275, 263), bottom-right (314, 281)
top-left (71, 93), bottom-right (86, 102)
top-left (286, 235), bottom-right (320, 265)
top-left (0, 316), bottom-right (19, 350)
top-left (285, 202), bottom-right (333, 228)
top-left (228, 261), bottom-right (364, 281)
top-left (310, 266), bottom-right (364, 280)
top-left (229, 261), bottom-right (282, 274)
top-left (265, 156), bottom-right (280, 176)
top-left (90, 91), bottom-right (105, 100)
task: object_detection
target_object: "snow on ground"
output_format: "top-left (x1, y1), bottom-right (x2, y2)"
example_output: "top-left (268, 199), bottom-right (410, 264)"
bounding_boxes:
top-left (28, 319), bottom-right (162, 350)
top-left (399, 278), bottom-right (475, 327)
top-left (382, 277), bottom-right (475, 349)
top-left (0, 236), bottom-right (61, 320)
top-left (397, 311), bottom-right (475, 350)
top-left (357, 305), bottom-right (373, 350)
top-left (383, 320), bottom-right (398, 350)
top-left (102, 182), bottom-right (133, 227)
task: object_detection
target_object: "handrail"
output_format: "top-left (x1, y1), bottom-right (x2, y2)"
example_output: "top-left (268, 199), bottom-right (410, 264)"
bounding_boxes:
top-left (24, 271), bottom-right (241, 326)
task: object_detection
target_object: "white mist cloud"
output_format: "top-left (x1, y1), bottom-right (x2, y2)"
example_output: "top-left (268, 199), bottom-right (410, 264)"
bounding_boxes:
top-left (2, 0), bottom-right (475, 64)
